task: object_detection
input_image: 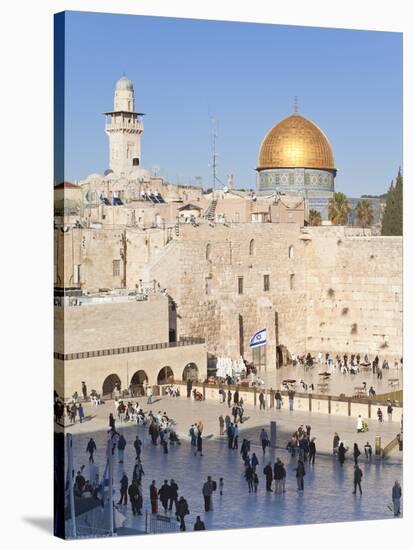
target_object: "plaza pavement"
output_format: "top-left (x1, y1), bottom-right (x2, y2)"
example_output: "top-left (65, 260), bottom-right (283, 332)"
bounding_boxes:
top-left (65, 391), bottom-right (402, 461)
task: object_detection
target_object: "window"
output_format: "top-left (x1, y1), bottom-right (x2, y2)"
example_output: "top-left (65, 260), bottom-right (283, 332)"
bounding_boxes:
top-left (264, 274), bottom-right (270, 292)
top-left (238, 277), bottom-right (244, 295)
top-left (249, 239), bottom-right (255, 256)
top-left (113, 259), bottom-right (121, 277)
top-left (73, 264), bottom-right (80, 285)
top-left (290, 273), bottom-right (295, 291)
top-left (234, 212), bottom-right (240, 223)
top-left (288, 245), bottom-right (294, 259)
top-left (206, 243), bottom-right (212, 261)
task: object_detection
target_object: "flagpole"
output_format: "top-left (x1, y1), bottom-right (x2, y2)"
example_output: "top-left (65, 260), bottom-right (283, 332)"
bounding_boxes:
top-left (108, 438), bottom-right (114, 536)
top-left (67, 433), bottom-right (77, 538)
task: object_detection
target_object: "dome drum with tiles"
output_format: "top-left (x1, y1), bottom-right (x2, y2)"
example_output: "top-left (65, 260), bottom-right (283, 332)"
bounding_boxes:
top-left (256, 113), bottom-right (336, 195)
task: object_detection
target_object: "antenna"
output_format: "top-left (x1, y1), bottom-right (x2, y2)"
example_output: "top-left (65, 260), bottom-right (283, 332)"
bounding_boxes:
top-left (294, 96), bottom-right (298, 114)
top-left (210, 116), bottom-right (223, 189)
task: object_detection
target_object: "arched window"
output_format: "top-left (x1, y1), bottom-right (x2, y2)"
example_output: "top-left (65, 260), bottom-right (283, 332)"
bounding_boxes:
top-left (290, 273), bottom-right (295, 291)
top-left (249, 239), bottom-right (255, 256)
top-left (288, 245), bottom-right (294, 259)
top-left (206, 243), bottom-right (212, 261)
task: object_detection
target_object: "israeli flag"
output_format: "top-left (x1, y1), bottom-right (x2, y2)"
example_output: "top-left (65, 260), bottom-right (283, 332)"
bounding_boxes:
top-left (249, 328), bottom-right (267, 348)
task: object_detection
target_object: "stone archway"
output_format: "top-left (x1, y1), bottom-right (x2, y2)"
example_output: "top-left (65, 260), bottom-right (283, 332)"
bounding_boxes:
top-left (157, 366), bottom-right (174, 385)
top-left (130, 370), bottom-right (148, 397)
top-left (102, 373), bottom-right (121, 397)
top-left (182, 362), bottom-right (199, 382)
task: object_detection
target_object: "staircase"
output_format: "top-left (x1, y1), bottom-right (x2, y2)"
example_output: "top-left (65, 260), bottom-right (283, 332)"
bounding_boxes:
top-left (382, 434), bottom-right (402, 458)
top-left (206, 199), bottom-right (218, 221)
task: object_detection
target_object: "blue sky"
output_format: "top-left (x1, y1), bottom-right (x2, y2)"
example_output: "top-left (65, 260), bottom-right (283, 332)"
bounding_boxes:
top-left (60, 12), bottom-right (402, 196)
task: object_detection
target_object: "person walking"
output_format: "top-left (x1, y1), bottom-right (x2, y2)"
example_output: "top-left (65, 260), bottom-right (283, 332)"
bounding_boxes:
top-left (377, 408), bottom-right (383, 422)
top-left (133, 436), bottom-right (142, 460)
top-left (353, 465), bottom-right (363, 495)
top-left (202, 476), bottom-right (214, 512)
top-left (146, 385), bottom-right (153, 405)
top-left (387, 402), bottom-right (393, 422)
top-left (364, 441), bottom-right (372, 460)
top-left (338, 442), bottom-right (347, 467)
top-left (227, 390), bottom-right (232, 408)
top-left (275, 390), bottom-right (282, 410)
top-left (356, 415), bottom-right (363, 433)
top-left (194, 430), bottom-right (203, 456)
top-left (392, 481), bottom-right (402, 517)
top-left (186, 378), bottom-right (193, 398)
top-left (245, 464), bottom-right (254, 493)
top-left (233, 424), bottom-right (239, 449)
top-left (86, 437), bottom-right (96, 464)
top-left (176, 496), bottom-right (190, 531)
top-left (128, 479), bottom-right (141, 516)
top-left (288, 390), bottom-right (295, 411)
top-left (193, 516), bottom-right (206, 531)
top-left (333, 432), bottom-right (340, 455)
top-left (280, 461), bottom-right (287, 493)
top-left (132, 460), bottom-right (145, 483)
top-left (353, 443), bottom-right (361, 465)
top-left (219, 477), bottom-right (224, 496)
top-left (117, 433), bottom-right (126, 464)
top-left (118, 473), bottom-right (128, 505)
top-left (158, 480), bottom-right (171, 514)
top-left (109, 413), bottom-right (116, 430)
top-left (251, 452), bottom-right (259, 472)
top-left (259, 391), bottom-right (265, 410)
top-left (263, 463), bottom-right (273, 492)
top-left (227, 423), bottom-right (234, 449)
top-left (295, 459), bottom-right (305, 491)
top-left (260, 428), bottom-right (269, 454)
top-left (219, 414), bottom-right (225, 436)
top-left (150, 480), bottom-right (158, 513)
top-left (309, 438), bottom-right (316, 465)
top-left (253, 472), bottom-right (259, 493)
top-left (78, 403), bottom-right (85, 424)
top-left (274, 458), bottom-right (283, 494)
top-left (168, 479), bottom-right (179, 512)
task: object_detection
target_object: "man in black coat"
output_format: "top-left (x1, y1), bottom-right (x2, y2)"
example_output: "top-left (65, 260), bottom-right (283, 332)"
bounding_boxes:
top-left (187, 378), bottom-right (193, 398)
top-left (263, 463), bottom-right (273, 492)
top-left (309, 438), bottom-right (316, 465)
top-left (118, 473), bottom-right (128, 505)
top-left (169, 479), bottom-right (179, 512)
top-left (158, 480), bottom-right (171, 513)
top-left (134, 436), bottom-right (142, 460)
top-left (353, 465), bottom-right (363, 495)
top-left (176, 496), bottom-right (189, 531)
top-left (128, 479), bottom-right (141, 516)
top-left (86, 438), bottom-right (96, 464)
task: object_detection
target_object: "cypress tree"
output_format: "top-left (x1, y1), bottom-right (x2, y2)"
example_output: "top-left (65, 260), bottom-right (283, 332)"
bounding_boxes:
top-left (381, 169), bottom-right (403, 236)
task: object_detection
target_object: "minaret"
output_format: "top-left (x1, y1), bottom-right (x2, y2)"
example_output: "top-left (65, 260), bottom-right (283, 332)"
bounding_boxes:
top-left (104, 76), bottom-right (144, 175)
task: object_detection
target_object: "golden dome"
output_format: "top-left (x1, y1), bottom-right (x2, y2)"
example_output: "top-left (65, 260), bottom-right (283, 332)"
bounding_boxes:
top-left (257, 114), bottom-right (335, 171)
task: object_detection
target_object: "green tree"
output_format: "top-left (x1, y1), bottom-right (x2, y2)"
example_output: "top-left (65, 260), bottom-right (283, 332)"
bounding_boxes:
top-left (382, 168), bottom-right (403, 236)
top-left (328, 192), bottom-right (350, 225)
top-left (309, 209), bottom-right (322, 226)
top-left (355, 199), bottom-right (373, 227)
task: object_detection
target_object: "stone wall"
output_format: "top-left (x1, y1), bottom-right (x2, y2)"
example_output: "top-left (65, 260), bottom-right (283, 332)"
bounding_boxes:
top-left (304, 229), bottom-right (402, 360)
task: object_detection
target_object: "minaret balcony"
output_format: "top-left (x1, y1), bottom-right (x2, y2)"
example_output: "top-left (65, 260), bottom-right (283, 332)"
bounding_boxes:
top-left (105, 121), bottom-right (144, 133)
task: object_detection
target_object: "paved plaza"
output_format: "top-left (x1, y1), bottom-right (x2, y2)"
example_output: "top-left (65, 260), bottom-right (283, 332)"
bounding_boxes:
top-left (66, 391), bottom-right (402, 535)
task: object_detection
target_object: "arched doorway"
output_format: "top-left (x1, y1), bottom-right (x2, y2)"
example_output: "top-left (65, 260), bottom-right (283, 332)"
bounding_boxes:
top-left (130, 370), bottom-right (148, 397)
top-left (102, 373), bottom-right (121, 397)
top-left (157, 366), bottom-right (174, 385)
top-left (182, 363), bottom-right (199, 382)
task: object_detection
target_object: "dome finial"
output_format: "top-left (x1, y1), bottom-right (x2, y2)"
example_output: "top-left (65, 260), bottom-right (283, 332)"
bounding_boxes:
top-left (294, 96), bottom-right (298, 114)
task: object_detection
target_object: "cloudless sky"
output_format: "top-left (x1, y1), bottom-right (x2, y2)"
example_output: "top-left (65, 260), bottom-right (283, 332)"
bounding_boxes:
top-left (62, 12), bottom-right (402, 196)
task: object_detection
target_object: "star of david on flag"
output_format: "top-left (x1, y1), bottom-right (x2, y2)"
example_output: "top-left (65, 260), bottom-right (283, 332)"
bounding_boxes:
top-left (249, 328), bottom-right (267, 348)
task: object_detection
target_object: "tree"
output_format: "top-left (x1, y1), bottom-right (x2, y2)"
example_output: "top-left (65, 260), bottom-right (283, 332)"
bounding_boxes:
top-left (382, 168), bottom-right (403, 236)
top-left (355, 199), bottom-right (373, 228)
top-left (309, 209), bottom-right (322, 226)
top-left (328, 192), bottom-right (350, 225)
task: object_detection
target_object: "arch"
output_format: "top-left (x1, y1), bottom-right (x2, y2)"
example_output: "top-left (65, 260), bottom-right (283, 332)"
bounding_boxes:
top-left (182, 363), bottom-right (199, 382)
top-left (249, 238), bottom-right (255, 256)
top-left (130, 370), bottom-right (148, 397)
top-left (206, 243), bottom-right (212, 261)
top-left (102, 373), bottom-right (121, 397)
top-left (157, 366), bottom-right (175, 385)
top-left (288, 245), bottom-right (294, 259)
